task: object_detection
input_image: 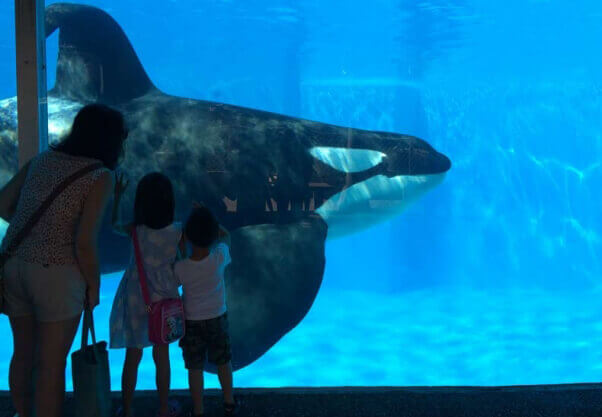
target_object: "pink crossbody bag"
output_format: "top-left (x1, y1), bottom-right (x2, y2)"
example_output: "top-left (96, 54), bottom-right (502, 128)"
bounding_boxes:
top-left (132, 228), bottom-right (185, 345)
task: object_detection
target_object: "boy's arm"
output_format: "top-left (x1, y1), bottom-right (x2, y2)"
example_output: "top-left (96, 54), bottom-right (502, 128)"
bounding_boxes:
top-left (218, 224), bottom-right (231, 246)
top-left (177, 234), bottom-right (187, 260)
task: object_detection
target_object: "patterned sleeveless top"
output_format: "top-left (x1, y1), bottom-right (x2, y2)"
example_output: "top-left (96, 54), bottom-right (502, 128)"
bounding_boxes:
top-left (1, 150), bottom-right (108, 265)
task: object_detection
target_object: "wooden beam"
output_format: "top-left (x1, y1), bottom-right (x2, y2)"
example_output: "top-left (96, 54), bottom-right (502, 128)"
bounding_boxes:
top-left (14, 0), bottom-right (48, 168)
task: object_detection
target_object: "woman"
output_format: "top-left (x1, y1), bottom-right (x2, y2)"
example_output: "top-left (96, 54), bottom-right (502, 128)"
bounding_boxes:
top-left (0, 104), bottom-right (127, 417)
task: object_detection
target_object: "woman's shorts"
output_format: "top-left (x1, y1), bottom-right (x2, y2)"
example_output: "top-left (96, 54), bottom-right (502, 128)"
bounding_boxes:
top-left (3, 257), bottom-right (86, 322)
top-left (179, 313), bottom-right (232, 370)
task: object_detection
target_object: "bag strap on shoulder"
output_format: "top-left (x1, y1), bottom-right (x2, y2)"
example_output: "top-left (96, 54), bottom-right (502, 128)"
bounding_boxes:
top-left (1, 161), bottom-right (104, 263)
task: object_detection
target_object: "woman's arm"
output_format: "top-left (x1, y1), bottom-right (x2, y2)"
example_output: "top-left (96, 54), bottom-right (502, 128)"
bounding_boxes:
top-left (111, 172), bottom-right (132, 237)
top-left (0, 161), bottom-right (31, 222)
top-left (75, 171), bottom-right (114, 310)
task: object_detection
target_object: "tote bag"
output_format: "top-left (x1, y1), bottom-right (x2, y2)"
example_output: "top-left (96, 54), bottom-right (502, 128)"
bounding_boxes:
top-left (71, 309), bottom-right (112, 417)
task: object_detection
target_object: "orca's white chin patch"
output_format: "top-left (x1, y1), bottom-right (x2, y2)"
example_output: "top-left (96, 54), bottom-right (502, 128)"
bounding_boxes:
top-left (309, 146), bottom-right (446, 238)
top-left (317, 173), bottom-right (446, 238)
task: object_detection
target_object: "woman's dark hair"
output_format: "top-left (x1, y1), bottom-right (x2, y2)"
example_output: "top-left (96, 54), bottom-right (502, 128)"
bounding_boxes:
top-left (51, 103), bottom-right (128, 170)
top-left (185, 206), bottom-right (219, 248)
top-left (134, 173), bottom-right (175, 229)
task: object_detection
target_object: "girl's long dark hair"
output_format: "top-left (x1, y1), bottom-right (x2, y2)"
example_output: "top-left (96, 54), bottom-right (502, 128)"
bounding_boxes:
top-left (134, 172), bottom-right (175, 229)
top-left (52, 103), bottom-right (128, 170)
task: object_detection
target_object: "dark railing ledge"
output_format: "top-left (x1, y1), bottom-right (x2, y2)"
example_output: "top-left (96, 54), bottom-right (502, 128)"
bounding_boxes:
top-left (1, 384), bottom-right (602, 416)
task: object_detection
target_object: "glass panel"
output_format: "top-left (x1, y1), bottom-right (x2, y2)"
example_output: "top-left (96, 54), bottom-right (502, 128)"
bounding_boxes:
top-left (0, 0), bottom-right (600, 391)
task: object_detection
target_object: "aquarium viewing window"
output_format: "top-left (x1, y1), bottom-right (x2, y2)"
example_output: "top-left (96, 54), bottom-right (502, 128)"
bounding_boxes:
top-left (2, 0), bottom-right (602, 393)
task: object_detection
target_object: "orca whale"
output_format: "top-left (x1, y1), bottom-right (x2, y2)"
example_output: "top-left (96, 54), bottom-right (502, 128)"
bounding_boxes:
top-left (0, 3), bottom-right (451, 371)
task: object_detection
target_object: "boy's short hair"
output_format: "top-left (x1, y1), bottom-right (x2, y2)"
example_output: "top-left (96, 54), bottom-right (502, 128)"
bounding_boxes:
top-left (185, 206), bottom-right (219, 248)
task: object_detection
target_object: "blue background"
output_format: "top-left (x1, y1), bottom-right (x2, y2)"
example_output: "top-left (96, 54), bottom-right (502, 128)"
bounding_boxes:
top-left (1, 0), bottom-right (602, 389)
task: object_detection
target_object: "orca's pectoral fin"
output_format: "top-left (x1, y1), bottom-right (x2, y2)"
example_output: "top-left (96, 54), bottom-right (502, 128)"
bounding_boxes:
top-left (208, 216), bottom-right (327, 372)
top-left (46, 3), bottom-right (154, 104)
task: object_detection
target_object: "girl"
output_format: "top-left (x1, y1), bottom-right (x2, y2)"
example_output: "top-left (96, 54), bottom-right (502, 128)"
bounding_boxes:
top-left (109, 172), bottom-right (184, 417)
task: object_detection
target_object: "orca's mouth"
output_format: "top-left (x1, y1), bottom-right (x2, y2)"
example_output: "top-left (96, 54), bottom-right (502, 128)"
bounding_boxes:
top-left (309, 146), bottom-right (448, 237)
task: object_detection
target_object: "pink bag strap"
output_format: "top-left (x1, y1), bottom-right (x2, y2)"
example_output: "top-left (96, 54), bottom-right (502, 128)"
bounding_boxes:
top-left (132, 228), bottom-right (152, 309)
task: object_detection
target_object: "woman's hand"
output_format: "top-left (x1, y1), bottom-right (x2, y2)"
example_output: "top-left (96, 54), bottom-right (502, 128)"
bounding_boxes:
top-left (86, 285), bottom-right (100, 311)
top-left (114, 172), bottom-right (129, 199)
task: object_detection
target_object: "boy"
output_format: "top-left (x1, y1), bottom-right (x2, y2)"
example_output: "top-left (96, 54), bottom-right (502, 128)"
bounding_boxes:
top-left (175, 206), bottom-right (236, 417)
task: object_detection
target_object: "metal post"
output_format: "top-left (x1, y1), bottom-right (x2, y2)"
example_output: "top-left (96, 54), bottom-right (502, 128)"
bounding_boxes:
top-left (15, 0), bottom-right (48, 168)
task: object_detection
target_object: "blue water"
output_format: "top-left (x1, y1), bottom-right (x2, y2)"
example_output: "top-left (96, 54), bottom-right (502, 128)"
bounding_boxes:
top-left (1, 0), bottom-right (602, 389)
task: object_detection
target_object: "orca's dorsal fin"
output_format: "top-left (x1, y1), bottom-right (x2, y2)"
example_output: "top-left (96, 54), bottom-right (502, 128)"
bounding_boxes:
top-left (46, 3), bottom-right (155, 104)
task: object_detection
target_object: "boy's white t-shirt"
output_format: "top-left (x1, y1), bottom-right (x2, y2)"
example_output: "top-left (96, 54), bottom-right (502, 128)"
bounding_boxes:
top-left (175, 243), bottom-right (231, 321)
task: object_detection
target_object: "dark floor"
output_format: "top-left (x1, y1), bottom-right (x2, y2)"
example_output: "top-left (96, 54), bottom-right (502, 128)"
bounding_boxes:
top-left (1, 384), bottom-right (602, 417)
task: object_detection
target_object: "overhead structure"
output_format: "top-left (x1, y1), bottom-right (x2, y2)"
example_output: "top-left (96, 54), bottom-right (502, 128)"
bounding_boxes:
top-left (14, 0), bottom-right (48, 167)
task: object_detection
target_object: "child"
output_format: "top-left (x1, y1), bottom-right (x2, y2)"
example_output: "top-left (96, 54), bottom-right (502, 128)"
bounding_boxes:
top-left (109, 172), bottom-right (183, 417)
top-left (176, 206), bottom-right (236, 417)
